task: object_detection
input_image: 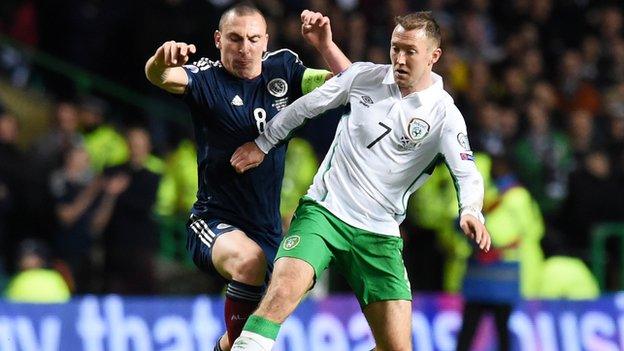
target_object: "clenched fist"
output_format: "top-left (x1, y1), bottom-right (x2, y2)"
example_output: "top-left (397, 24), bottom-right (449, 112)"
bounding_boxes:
top-left (153, 41), bottom-right (197, 67)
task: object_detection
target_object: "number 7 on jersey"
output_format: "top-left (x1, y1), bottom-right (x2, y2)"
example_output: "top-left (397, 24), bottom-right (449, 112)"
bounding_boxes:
top-left (367, 122), bottom-right (392, 149)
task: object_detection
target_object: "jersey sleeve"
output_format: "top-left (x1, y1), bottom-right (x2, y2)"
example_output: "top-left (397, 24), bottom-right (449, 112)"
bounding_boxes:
top-left (179, 58), bottom-right (217, 109)
top-left (255, 62), bottom-right (369, 153)
top-left (439, 104), bottom-right (485, 223)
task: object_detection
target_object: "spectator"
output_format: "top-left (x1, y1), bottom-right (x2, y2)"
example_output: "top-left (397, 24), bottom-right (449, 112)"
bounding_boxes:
top-left (0, 110), bottom-right (37, 271)
top-left (567, 109), bottom-right (602, 164)
top-left (92, 127), bottom-right (160, 294)
top-left (560, 149), bottom-right (624, 260)
top-left (32, 99), bottom-right (83, 175)
top-left (557, 50), bottom-right (601, 115)
top-left (4, 239), bottom-right (70, 303)
top-left (473, 101), bottom-right (504, 155)
top-left (78, 96), bottom-right (128, 173)
top-left (49, 145), bottom-right (100, 293)
top-left (457, 155), bottom-right (544, 351)
top-left (514, 100), bottom-right (572, 218)
top-left (538, 233), bottom-right (599, 300)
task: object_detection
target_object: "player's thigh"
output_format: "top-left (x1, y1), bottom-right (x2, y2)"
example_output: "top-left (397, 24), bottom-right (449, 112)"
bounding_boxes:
top-left (256, 257), bottom-right (316, 323)
top-left (186, 216), bottom-right (267, 284)
top-left (212, 230), bottom-right (267, 281)
top-left (363, 300), bottom-right (412, 351)
top-left (275, 199), bottom-right (340, 281)
top-left (340, 232), bottom-right (412, 307)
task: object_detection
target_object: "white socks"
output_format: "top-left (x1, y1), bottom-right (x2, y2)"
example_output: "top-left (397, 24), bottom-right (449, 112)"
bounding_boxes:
top-left (230, 331), bottom-right (276, 351)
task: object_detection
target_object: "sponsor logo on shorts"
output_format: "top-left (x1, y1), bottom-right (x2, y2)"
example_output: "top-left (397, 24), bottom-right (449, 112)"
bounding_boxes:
top-left (282, 235), bottom-right (301, 250)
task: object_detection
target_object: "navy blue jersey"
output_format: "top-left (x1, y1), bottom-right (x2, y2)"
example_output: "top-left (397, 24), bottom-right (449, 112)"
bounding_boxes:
top-left (180, 49), bottom-right (307, 237)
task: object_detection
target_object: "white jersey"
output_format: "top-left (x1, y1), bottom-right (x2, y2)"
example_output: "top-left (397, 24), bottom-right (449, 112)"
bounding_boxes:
top-left (256, 62), bottom-right (484, 236)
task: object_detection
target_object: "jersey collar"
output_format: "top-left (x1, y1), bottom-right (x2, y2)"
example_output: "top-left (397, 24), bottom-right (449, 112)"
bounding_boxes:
top-left (382, 67), bottom-right (444, 104)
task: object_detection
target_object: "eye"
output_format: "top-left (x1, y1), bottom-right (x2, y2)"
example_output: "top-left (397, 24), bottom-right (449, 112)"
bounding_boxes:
top-left (407, 50), bottom-right (417, 55)
top-left (391, 45), bottom-right (399, 53)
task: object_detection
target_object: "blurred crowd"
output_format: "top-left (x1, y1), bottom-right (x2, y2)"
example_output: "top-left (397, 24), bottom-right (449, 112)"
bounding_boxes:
top-left (1, 0), bottom-right (624, 300)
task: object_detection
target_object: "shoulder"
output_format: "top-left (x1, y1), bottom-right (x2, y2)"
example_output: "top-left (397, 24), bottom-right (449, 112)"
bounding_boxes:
top-left (438, 98), bottom-right (465, 129)
top-left (346, 62), bottom-right (386, 77)
top-left (336, 62), bottom-right (387, 87)
top-left (263, 48), bottom-right (303, 67)
top-left (182, 57), bottom-right (222, 88)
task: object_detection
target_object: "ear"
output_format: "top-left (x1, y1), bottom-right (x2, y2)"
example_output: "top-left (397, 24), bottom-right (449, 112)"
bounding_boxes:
top-left (214, 30), bottom-right (221, 49)
top-left (429, 47), bottom-right (442, 66)
top-left (263, 33), bottom-right (269, 52)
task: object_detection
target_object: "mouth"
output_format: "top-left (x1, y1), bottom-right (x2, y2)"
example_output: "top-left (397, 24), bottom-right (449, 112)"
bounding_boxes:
top-left (394, 68), bottom-right (409, 77)
top-left (234, 59), bottom-right (253, 67)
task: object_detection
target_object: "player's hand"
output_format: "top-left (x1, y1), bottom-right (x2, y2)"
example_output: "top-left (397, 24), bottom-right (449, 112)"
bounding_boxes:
top-left (460, 215), bottom-right (491, 252)
top-left (300, 10), bottom-right (332, 49)
top-left (153, 41), bottom-right (197, 67)
top-left (230, 142), bottom-right (266, 174)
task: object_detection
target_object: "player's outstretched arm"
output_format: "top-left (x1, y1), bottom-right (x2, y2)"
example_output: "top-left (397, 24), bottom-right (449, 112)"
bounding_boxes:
top-left (230, 142), bottom-right (266, 174)
top-left (460, 215), bottom-right (491, 252)
top-left (300, 10), bottom-right (351, 75)
top-left (145, 41), bottom-right (196, 94)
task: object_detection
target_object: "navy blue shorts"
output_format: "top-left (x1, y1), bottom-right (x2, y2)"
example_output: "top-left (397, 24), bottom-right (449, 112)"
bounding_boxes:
top-left (185, 214), bottom-right (280, 276)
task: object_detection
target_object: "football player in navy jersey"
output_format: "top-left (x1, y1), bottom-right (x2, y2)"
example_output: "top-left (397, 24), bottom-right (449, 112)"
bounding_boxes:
top-left (145, 4), bottom-right (350, 351)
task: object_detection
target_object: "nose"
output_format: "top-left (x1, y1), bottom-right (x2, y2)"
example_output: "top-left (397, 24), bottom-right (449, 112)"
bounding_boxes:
top-left (395, 51), bottom-right (406, 65)
top-left (239, 39), bottom-right (251, 55)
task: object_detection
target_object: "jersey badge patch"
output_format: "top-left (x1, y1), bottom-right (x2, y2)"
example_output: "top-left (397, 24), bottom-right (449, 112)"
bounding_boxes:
top-left (407, 118), bottom-right (430, 141)
top-left (267, 78), bottom-right (288, 97)
top-left (231, 95), bottom-right (244, 106)
top-left (457, 132), bottom-right (471, 150)
top-left (460, 152), bottom-right (475, 161)
top-left (282, 235), bottom-right (301, 250)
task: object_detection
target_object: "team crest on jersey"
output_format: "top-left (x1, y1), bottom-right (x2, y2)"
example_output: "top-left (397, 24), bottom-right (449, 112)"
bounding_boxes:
top-left (407, 118), bottom-right (430, 141)
top-left (267, 78), bottom-right (288, 97)
top-left (457, 132), bottom-right (471, 150)
top-left (282, 235), bottom-right (301, 250)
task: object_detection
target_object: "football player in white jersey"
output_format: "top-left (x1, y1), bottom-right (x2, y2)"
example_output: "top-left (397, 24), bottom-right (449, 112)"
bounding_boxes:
top-left (229, 12), bottom-right (491, 351)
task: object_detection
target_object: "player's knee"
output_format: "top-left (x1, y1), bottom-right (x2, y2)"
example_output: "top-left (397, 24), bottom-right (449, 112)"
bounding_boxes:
top-left (231, 251), bottom-right (266, 284)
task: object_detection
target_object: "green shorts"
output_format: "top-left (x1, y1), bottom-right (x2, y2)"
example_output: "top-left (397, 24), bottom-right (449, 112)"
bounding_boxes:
top-left (276, 198), bottom-right (412, 306)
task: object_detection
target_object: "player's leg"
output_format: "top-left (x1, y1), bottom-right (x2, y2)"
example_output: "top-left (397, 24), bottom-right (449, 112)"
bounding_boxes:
top-left (341, 226), bottom-right (413, 350)
top-left (231, 200), bottom-right (337, 350)
top-left (363, 300), bottom-right (412, 350)
top-left (186, 216), bottom-right (267, 351)
top-left (455, 301), bottom-right (487, 351)
top-left (230, 256), bottom-right (316, 350)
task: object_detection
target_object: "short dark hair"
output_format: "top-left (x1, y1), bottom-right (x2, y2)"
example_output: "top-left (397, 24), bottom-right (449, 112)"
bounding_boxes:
top-left (219, 3), bottom-right (266, 30)
top-left (395, 11), bottom-right (441, 48)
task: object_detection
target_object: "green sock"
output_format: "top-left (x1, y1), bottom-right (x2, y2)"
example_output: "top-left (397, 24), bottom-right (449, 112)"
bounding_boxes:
top-left (243, 315), bottom-right (281, 340)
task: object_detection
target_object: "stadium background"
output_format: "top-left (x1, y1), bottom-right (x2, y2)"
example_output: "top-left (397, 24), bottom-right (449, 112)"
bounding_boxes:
top-left (1, 0), bottom-right (624, 350)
